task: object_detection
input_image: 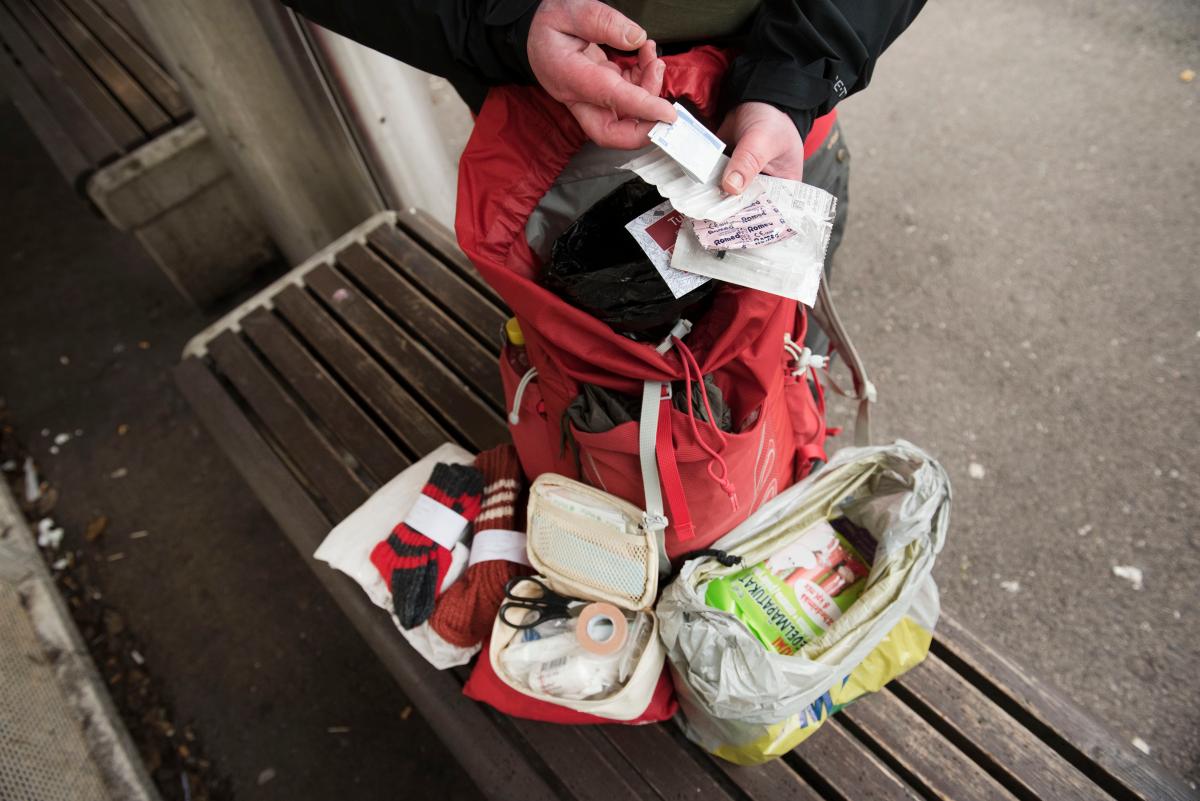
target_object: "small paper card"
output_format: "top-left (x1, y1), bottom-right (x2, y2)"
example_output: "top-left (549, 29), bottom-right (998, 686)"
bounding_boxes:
top-left (625, 200), bottom-right (712, 299)
top-left (648, 103), bottom-right (726, 183)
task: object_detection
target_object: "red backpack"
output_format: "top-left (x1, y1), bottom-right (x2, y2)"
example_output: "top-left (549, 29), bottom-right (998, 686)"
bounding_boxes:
top-left (456, 46), bottom-right (871, 563)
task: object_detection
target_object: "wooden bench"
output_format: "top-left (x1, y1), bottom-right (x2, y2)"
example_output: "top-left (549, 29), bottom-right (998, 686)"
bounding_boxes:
top-left (175, 209), bottom-right (1195, 801)
top-left (0, 0), bottom-right (273, 304)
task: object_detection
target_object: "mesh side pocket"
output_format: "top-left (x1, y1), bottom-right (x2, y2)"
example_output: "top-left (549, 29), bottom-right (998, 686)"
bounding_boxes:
top-left (529, 512), bottom-right (651, 607)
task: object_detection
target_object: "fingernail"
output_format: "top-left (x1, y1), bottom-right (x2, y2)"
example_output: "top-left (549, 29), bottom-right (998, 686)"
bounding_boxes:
top-left (727, 171), bottom-right (744, 191)
top-left (625, 25), bottom-right (644, 46)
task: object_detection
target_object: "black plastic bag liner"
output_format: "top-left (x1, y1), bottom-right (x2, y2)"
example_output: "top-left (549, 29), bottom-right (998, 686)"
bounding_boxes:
top-left (540, 178), bottom-right (718, 340)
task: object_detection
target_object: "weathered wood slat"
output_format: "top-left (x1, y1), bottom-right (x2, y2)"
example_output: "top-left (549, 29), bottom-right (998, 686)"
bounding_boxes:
top-left (57, 0), bottom-right (186, 118)
top-left (5, 0), bottom-right (143, 149)
top-left (504, 721), bottom-right (661, 801)
top-left (367, 225), bottom-right (508, 350)
top-left (0, 24), bottom-right (90, 181)
top-left (397, 208), bottom-right (507, 309)
top-left (303, 264), bottom-right (508, 452)
top-left (839, 687), bottom-right (1019, 801)
top-left (173, 357), bottom-right (564, 801)
top-left (601, 724), bottom-right (739, 801)
top-left (33, 0), bottom-right (169, 133)
top-left (0, 0), bottom-right (117, 164)
top-left (791, 721), bottom-right (922, 800)
top-left (272, 285), bottom-right (455, 460)
top-left (933, 614), bottom-right (1196, 801)
top-left (88, 0), bottom-right (149, 54)
top-left (207, 331), bottom-right (369, 520)
top-left (714, 755), bottom-right (824, 801)
top-left (240, 307), bottom-right (409, 486)
top-left (895, 654), bottom-right (1113, 801)
top-left (334, 242), bottom-right (504, 410)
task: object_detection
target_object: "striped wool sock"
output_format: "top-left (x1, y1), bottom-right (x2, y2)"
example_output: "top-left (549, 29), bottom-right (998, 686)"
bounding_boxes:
top-left (370, 462), bottom-right (483, 628)
top-left (430, 445), bottom-right (532, 647)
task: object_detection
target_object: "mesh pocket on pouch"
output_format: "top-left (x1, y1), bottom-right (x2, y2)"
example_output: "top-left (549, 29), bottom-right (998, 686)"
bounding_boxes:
top-left (528, 512), bottom-right (651, 607)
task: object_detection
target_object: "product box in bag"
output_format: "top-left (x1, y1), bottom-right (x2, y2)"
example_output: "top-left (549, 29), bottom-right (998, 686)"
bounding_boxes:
top-left (657, 441), bottom-right (950, 763)
top-left (464, 474), bottom-right (676, 723)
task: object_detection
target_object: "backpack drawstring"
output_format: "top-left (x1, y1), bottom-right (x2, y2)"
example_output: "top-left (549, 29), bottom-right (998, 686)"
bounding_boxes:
top-left (508, 367), bottom-right (538, 424)
top-left (672, 336), bottom-right (738, 512)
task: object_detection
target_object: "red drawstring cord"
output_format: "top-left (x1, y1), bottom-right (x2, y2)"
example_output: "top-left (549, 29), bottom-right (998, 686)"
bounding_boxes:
top-left (672, 337), bottom-right (739, 511)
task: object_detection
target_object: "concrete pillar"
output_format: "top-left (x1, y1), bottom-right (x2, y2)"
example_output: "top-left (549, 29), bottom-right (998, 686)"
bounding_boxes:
top-left (307, 25), bottom-right (472, 231)
top-left (126, 0), bottom-right (382, 264)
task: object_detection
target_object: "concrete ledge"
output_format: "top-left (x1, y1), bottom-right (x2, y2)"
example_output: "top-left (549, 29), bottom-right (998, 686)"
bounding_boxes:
top-left (0, 481), bottom-right (161, 801)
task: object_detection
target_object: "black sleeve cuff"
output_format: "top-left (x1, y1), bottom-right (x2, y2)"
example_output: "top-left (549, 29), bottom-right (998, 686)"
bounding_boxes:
top-left (484, 0), bottom-right (540, 85)
top-left (723, 54), bottom-right (843, 141)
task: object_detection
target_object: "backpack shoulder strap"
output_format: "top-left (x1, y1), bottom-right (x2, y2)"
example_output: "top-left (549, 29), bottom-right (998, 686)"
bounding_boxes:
top-left (809, 284), bottom-right (876, 448)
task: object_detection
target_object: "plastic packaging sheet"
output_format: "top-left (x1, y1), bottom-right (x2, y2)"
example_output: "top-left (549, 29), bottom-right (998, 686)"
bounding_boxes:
top-left (657, 441), bottom-right (951, 763)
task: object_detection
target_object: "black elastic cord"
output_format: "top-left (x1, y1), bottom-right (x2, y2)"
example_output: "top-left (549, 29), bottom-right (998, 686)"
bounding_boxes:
top-left (691, 548), bottom-right (742, 567)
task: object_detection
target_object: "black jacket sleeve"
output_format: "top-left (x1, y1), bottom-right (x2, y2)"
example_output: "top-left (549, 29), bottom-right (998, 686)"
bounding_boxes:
top-left (279, 0), bottom-right (539, 107)
top-left (723, 0), bottom-right (926, 139)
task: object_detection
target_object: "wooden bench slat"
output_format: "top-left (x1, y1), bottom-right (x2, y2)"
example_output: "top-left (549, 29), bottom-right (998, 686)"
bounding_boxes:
top-left (502, 722), bottom-right (662, 801)
top-left (895, 654), bottom-right (1113, 801)
top-left (0, 0), bottom-right (117, 165)
top-left (714, 756), bottom-right (824, 801)
top-left (792, 721), bottom-right (922, 800)
top-left (240, 307), bottom-right (410, 486)
top-left (32, 0), bottom-right (170, 133)
top-left (839, 687), bottom-right (1019, 801)
top-left (367, 225), bottom-right (508, 350)
top-left (174, 357), bottom-right (565, 801)
top-left (272, 285), bottom-right (456, 460)
top-left (601, 725), bottom-right (739, 801)
top-left (335, 242), bottom-right (505, 411)
top-left (208, 331), bottom-right (369, 520)
top-left (933, 615), bottom-right (1195, 801)
top-left (57, 0), bottom-right (186, 119)
top-left (88, 0), bottom-right (150, 55)
top-left (304, 264), bottom-right (508, 452)
top-left (4, 0), bottom-right (143, 149)
top-left (397, 208), bottom-right (508, 309)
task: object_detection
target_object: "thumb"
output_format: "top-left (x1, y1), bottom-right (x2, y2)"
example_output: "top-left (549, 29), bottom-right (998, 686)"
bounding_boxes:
top-left (722, 124), bottom-right (782, 194)
top-left (569, 0), bottom-right (646, 50)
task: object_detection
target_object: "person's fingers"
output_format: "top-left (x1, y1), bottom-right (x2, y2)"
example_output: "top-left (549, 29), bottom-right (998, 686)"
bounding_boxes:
top-left (571, 102), bottom-right (655, 149)
top-left (722, 123), bottom-right (786, 194)
top-left (639, 55), bottom-right (665, 98)
top-left (561, 56), bottom-right (675, 122)
top-left (568, 0), bottom-right (646, 50)
top-left (636, 39), bottom-right (657, 72)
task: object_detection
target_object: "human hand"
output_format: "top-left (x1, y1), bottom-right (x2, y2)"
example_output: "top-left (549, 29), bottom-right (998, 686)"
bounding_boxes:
top-left (527, 0), bottom-right (677, 149)
top-left (718, 102), bottom-right (804, 194)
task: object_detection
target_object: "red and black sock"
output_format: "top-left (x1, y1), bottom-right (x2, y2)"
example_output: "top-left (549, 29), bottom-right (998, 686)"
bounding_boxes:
top-left (370, 463), bottom-right (483, 629)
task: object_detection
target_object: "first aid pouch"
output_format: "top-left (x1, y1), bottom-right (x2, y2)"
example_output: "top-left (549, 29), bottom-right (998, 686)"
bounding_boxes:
top-left (658, 441), bottom-right (950, 763)
top-left (465, 474), bottom-right (675, 723)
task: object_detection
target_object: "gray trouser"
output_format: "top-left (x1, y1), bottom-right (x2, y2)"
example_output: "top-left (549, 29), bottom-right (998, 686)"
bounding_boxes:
top-left (798, 121), bottom-right (851, 354)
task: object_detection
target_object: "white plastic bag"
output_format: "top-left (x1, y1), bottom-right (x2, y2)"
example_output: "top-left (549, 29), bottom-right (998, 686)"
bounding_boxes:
top-left (657, 441), bottom-right (950, 763)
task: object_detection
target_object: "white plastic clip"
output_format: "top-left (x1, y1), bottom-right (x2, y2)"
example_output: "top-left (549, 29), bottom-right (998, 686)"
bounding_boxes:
top-left (656, 318), bottom-right (694, 354)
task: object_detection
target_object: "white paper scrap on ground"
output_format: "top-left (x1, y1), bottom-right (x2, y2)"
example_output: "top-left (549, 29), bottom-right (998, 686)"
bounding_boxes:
top-left (622, 150), bottom-right (764, 221)
top-left (648, 102), bottom-right (726, 183)
top-left (625, 200), bottom-right (711, 299)
top-left (671, 176), bottom-right (837, 305)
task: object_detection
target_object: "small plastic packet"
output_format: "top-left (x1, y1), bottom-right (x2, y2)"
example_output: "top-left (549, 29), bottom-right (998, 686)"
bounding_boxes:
top-left (692, 197), bottom-right (797, 251)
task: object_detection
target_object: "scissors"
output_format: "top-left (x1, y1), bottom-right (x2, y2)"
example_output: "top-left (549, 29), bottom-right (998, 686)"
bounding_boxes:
top-left (499, 576), bottom-right (586, 629)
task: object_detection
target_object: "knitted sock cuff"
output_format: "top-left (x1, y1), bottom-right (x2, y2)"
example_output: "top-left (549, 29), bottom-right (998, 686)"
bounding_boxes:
top-left (424, 463), bottom-right (485, 521)
top-left (473, 445), bottom-right (522, 533)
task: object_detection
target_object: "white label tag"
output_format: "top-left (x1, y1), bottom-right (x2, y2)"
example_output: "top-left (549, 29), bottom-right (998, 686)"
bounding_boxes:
top-left (404, 494), bottom-right (470, 551)
top-left (468, 529), bottom-right (531, 567)
top-left (624, 200), bottom-right (712, 299)
top-left (648, 103), bottom-right (726, 183)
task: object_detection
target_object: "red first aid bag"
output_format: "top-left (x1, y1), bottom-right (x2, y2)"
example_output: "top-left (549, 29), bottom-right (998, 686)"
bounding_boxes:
top-left (456, 47), bottom-right (872, 725)
top-left (458, 47), bottom-right (840, 562)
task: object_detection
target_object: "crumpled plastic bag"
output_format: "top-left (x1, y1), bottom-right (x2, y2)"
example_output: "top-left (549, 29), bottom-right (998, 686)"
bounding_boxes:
top-left (657, 441), bottom-right (951, 764)
top-left (541, 178), bottom-right (718, 340)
